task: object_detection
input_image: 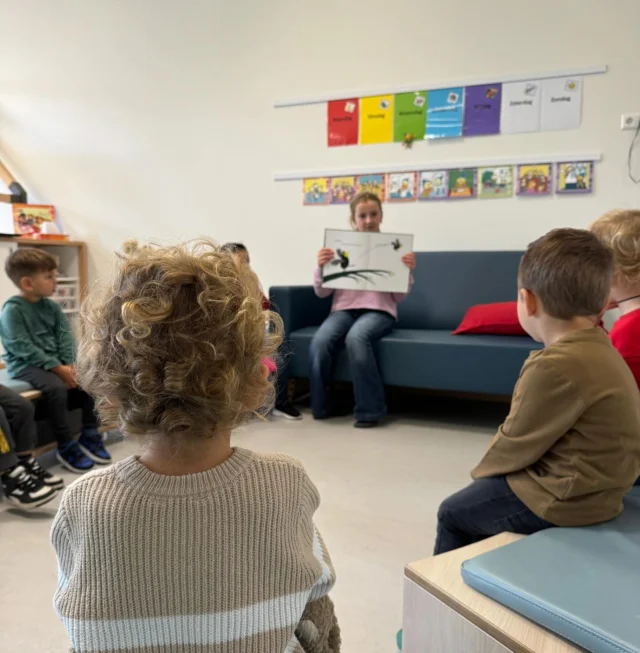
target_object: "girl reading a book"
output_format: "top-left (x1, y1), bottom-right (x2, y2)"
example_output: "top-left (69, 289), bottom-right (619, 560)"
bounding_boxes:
top-left (311, 192), bottom-right (415, 428)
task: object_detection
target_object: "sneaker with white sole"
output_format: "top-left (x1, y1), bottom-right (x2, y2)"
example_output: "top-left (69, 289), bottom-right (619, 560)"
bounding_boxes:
top-left (273, 402), bottom-right (302, 420)
top-left (20, 456), bottom-right (64, 490)
top-left (56, 441), bottom-right (95, 474)
top-left (1, 465), bottom-right (57, 510)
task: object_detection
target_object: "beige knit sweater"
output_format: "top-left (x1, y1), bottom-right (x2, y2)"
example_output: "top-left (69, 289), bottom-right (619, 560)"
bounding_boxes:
top-left (51, 448), bottom-right (338, 653)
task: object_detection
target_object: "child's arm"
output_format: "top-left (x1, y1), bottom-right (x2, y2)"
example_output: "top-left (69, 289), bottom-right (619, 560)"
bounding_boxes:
top-left (1, 304), bottom-right (62, 370)
top-left (50, 502), bottom-right (74, 611)
top-left (472, 359), bottom-right (584, 479)
top-left (52, 302), bottom-right (75, 365)
top-left (296, 470), bottom-right (339, 652)
top-left (313, 265), bottom-right (334, 299)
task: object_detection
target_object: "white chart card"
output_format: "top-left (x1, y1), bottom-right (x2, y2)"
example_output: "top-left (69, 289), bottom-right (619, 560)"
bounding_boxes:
top-left (540, 76), bottom-right (582, 131)
top-left (500, 80), bottom-right (542, 134)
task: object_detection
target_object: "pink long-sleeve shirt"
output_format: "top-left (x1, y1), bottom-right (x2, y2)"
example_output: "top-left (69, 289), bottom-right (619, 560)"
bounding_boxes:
top-left (313, 266), bottom-right (411, 320)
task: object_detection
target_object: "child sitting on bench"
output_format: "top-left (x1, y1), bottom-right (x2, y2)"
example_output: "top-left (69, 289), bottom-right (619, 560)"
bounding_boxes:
top-left (0, 248), bottom-right (111, 473)
top-left (435, 229), bottom-right (640, 554)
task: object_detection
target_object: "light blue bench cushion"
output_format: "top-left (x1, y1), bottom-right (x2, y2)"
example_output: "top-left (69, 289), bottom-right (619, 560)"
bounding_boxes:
top-left (461, 488), bottom-right (640, 653)
top-left (0, 368), bottom-right (35, 394)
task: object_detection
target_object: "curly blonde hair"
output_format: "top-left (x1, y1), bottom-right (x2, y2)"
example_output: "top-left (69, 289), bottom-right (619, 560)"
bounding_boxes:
top-left (77, 239), bottom-right (282, 442)
top-left (590, 209), bottom-right (640, 286)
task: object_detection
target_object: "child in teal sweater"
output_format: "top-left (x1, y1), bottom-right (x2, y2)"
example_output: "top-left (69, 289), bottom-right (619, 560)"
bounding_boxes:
top-left (0, 248), bottom-right (111, 473)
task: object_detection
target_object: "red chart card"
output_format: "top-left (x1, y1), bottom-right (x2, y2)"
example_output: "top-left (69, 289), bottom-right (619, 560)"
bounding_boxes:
top-left (327, 99), bottom-right (359, 146)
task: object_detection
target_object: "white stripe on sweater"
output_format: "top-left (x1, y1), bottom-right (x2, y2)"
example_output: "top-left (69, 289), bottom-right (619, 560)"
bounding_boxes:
top-left (60, 591), bottom-right (308, 651)
top-left (309, 525), bottom-right (334, 601)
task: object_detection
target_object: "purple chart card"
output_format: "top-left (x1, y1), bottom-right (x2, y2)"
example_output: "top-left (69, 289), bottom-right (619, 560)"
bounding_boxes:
top-left (463, 84), bottom-right (502, 137)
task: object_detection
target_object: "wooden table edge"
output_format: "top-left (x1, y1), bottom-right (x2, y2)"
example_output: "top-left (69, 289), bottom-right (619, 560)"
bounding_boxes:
top-left (404, 563), bottom-right (535, 653)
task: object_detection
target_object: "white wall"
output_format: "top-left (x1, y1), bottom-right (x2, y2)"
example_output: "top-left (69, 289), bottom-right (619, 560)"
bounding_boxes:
top-left (0, 0), bottom-right (639, 290)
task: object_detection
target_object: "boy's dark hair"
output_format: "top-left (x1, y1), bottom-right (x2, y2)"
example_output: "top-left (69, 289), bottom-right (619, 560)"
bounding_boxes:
top-left (221, 243), bottom-right (249, 264)
top-left (519, 228), bottom-right (614, 320)
top-left (221, 243), bottom-right (248, 254)
top-left (5, 247), bottom-right (58, 288)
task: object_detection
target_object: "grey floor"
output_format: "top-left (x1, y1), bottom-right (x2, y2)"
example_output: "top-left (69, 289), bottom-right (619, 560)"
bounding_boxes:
top-left (0, 404), bottom-right (503, 653)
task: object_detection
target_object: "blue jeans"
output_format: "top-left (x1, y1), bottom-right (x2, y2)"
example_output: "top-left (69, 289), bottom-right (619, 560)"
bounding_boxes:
top-left (434, 476), bottom-right (553, 555)
top-left (309, 309), bottom-right (394, 421)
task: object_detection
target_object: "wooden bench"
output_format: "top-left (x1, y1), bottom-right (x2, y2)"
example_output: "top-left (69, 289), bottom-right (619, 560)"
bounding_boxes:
top-left (403, 533), bottom-right (582, 653)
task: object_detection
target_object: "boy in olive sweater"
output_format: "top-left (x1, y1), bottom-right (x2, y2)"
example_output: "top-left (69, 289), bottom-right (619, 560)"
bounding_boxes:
top-left (435, 229), bottom-right (640, 554)
top-left (0, 248), bottom-right (111, 473)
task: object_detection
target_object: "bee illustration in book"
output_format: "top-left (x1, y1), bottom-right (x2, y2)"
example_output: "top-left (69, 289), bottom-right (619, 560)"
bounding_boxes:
top-left (387, 172), bottom-right (417, 202)
top-left (478, 166), bottom-right (514, 199)
top-left (557, 162), bottom-right (593, 194)
top-left (355, 174), bottom-right (385, 200)
top-left (447, 169), bottom-right (476, 198)
top-left (330, 249), bottom-right (350, 269)
top-left (418, 170), bottom-right (448, 200)
top-left (516, 164), bottom-right (551, 196)
top-left (330, 176), bottom-right (356, 204)
top-left (303, 178), bottom-right (330, 205)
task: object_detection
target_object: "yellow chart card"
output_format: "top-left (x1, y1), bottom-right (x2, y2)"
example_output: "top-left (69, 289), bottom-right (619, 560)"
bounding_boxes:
top-left (359, 95), bottom-right (394, 145)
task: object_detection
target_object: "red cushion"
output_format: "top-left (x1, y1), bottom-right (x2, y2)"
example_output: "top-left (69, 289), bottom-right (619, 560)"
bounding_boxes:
top-left (453, 302), bottom-right (527, 336)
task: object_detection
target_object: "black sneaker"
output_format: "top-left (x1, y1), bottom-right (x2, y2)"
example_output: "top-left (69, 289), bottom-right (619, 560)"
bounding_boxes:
top-left (1, 465), bottom-right (57, 510)
top-left (273, 402), bottom-right (302, 420)
top-left (21, 456), bottom-right (64, 490)
top-left (354, 420), bottom-right (379, 429)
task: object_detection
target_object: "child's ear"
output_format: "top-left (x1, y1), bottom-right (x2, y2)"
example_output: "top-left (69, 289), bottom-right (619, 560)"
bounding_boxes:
top-left (20, 276), bottom-right (33, 292)
top-left (520, 288), bottom-right (538, 316)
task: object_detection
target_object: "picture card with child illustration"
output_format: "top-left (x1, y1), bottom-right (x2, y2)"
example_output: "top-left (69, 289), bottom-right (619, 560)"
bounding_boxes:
top-left (321, 229), bottom-right (414, 294)
top-left (556, 161), bottom-right (593, 194)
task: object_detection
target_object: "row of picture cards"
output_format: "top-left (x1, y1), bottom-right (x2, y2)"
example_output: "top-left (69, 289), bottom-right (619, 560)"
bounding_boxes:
top-left (303, 161), bottom-right (593, 205)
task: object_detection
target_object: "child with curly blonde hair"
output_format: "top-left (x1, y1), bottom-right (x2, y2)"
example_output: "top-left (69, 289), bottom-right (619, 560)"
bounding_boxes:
top-left (51, 240), bottom-right (340, 653)
top-left (591, 209), bottom-right (640, 386)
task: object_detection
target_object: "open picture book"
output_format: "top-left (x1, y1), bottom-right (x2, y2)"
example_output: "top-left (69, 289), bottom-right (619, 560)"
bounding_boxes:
top-left (321, 229), bottom-right (414, 293)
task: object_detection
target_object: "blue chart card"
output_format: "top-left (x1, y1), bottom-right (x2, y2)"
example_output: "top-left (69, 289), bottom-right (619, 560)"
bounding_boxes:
top-left (425, 87), bottom-right (464, 139)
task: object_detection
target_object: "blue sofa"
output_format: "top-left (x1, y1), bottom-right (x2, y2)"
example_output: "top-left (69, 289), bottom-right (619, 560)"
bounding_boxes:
top-left (269, 251), bottom-right (542, 398)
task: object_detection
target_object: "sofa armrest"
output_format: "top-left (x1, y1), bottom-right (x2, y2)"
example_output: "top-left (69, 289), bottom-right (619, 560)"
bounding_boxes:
top-left (269, 285), bottom-right (332, 336)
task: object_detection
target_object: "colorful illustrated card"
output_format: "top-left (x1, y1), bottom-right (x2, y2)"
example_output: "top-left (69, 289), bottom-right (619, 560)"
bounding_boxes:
top-left (303, 178), bottom-right (330, 205)
top-left (418, 170), bottom-right (448, 200)
top-left (447, 169), bottom-right (476, 198)
top-left (327, 99), bottom-right (359, 147)
top-left (425, 87), bottom-right (464, 139)
top-left (500, 80), bottom-right (541, 134)
top-left (556, 161), bottom-right (592, 194)
top-left (541, 77), bottom-right (582, 132)
top-left (387, 172), bottom-right (417, 202)
top-left (356, 174), bottom-right (385, 201)
top-left (463, 84), bottom-right (502, 136)
top-left (12, 204), bottom-right (55, 236)
top-left (393, 91), bottom-right (427, 142)
top-left (516, 164), bottom-right (552, 196)
top-left (330, 176), bottom-right (357, 204)
top-left (477, 166), bottom-right (514, 199)
top-left (359, 95), bottom-right (394, 145)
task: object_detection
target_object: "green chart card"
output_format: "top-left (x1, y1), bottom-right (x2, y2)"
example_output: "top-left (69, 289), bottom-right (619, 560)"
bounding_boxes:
top-left (393, 91), bottom-right (427, 142)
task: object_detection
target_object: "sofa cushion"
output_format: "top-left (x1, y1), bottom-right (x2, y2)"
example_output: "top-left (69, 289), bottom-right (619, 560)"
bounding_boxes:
top-left (453, 302), bottom-right (527, 336)
top-left (397, 251), bottom-right (524, 330)
top-left (288, 327), bottom-right (540, 396)
top-left (461, 487), bottom-right (640, 653)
